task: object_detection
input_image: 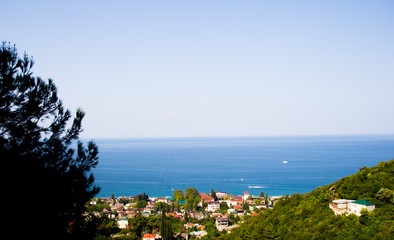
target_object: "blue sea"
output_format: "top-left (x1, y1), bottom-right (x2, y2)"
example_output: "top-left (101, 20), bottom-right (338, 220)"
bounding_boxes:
top-left (91, 135), bottom-right (394, 198)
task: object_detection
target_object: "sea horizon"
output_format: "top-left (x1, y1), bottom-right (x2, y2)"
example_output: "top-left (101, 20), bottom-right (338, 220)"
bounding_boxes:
top-left (90, 134), bottom-right (394, 198)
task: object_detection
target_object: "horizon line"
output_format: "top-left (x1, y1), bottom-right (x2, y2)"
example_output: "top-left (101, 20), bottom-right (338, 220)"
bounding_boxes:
top-left (81, 133), bottom-right (394, 141)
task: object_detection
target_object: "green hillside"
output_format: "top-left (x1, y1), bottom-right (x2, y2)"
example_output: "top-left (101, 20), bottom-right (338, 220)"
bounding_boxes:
top-left (219, 160), bottom-right (394, 240)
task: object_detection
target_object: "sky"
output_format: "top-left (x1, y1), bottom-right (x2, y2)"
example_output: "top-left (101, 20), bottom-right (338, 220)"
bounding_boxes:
top-left (1, 0), bottom-right (394, 139)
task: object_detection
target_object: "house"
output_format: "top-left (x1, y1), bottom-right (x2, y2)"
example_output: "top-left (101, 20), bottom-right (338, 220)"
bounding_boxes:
top-left (207, 201), bottom-right (220, 212)
top-left (190, 231), bottom-right (208, 239)
top-left (185, 223), bottom-right (196, 229)
top-left (117, 219), bottom-right (129, 229)
top-left (215, 217), bottom-right (228, 228)
top-left (200, 193), bottom-right (214, 203)
top-left (243, 191), bottom-right (250, 200)
top-left (329, 199), bottom-right (354, 215)
top-left (142, 233), bottom-right (158, 240)
top-left (176, 233), bottom-right (189, 239)
top-left (348, 200), bottom-right (375, 216)
top-left (215, 191), bottom-right (227, 199)
top-left (329, 199), bottom-right (375, 216)
top-left (194, 212), bottom-right (205, 220)
top-left (157, 197), bottom-right (167, 203)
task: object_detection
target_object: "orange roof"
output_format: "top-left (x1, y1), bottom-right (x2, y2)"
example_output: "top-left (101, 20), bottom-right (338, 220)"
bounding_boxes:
top-left (200, 193), bottom-right (214, 200)
top-left (252, 213), bottom-right (259, 216)
top-left (143, 234), bottom-right (156, 238)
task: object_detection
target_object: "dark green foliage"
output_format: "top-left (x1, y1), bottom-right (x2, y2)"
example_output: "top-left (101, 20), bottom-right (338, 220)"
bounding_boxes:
top-left (220, 202), bottom-right (229, 211)
top-left (376, 187), bottom-right (394, 203)
top-left (128, 213), bottom-right (147, 239)
top-left (160, 209), bottom-right (173, 240)
top-left (1, 42), bottom-right (99, 238)
top-left (137, 192), bottom-right (149, 201)
top-left (135, 200), bottom-right (148, 209)
top-left (220, 160), bottom-right (394, 240)
top-left (173, 189), bottom-right (185, 201)
top-left (185, 187), bottom-right (199, 199)
top-left (211, 189), bottom-right (218, 201)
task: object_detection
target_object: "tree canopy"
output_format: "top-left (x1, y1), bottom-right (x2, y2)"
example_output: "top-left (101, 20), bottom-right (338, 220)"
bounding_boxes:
top-left (1, 42), bottom-right (99, 238)
top-left (219, 159), bottom-right (394, 240)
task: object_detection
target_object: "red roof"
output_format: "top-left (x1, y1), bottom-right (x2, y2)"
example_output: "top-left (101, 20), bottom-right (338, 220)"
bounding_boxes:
top-left (200, 193), bottom-right (214, 200)
top-left (143, 234), bottom-right (156, 238)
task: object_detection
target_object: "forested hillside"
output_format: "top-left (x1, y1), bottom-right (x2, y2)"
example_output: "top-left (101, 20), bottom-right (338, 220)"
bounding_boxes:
top-left (220, 160), bottom-right (394, 240)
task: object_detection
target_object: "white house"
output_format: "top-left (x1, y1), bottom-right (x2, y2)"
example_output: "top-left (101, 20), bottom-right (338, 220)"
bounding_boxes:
top-left (190, 231), bottom-right (208, 238)
top-left (215, 217), bottom-right (228, 228)
top-left (117, 219), bottom-right (129, 229)
top-left (215, 191), bottom-right (227, 199)
top-left (347, 200), bottom-right (375, 216)
top-left (329, 199), bottom-right (375, 216)
top-left (207, 201), bottom-right (220, 212)
top-left (243, 191), bottom-right (250, 200)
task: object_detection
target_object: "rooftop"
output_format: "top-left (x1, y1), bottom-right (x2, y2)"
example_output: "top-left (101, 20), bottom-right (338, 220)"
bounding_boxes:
top-left (352, 199), bottom-right (375, 206)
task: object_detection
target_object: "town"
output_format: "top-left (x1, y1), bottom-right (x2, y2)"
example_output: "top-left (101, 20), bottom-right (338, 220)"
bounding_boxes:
top-left (87, 189), bottom-right (279, 239)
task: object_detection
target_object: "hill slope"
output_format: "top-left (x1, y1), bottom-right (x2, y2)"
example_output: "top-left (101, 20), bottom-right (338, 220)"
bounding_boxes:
top-left (220, 160), bottom-right (394, 240)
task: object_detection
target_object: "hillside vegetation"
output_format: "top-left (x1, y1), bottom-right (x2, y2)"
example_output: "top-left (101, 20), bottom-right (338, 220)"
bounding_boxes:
top-left (220, 160), bottom-right (394, 240)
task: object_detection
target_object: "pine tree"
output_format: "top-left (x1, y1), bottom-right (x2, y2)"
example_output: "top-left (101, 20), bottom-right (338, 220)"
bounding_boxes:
top-left (1, 42), bottom-right (99, 238)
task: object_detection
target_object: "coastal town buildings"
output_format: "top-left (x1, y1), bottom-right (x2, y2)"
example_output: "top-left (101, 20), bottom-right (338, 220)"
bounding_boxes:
top-left (89, 191), bottom-right (277, 239)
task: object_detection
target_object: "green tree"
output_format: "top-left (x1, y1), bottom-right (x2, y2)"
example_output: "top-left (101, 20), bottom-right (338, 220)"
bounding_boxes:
top-left (160, 209), bottom-right (173, 240)
top-left (173, 189), bottom-right (185, 201)
top-left (211, 189), bottom-right (218, 201)
top-left (265, 193), bottom-right (270, 205)
top-left (138, 192), bottom-right (149, 201)
top-left (135, 200), bottom-right (148, 208)
top-left (242, 201), bottom-right (250, 210)
top-left (185, 187), bottom-right (199, 199)
top-left (376, 187), bottom-right (394, 203)
top-left (1, 43), bottom-right (99, 238)
top-left (128, 213), bottom-right (147, 239)
top-left (220, 202), bottom-right (229, 212)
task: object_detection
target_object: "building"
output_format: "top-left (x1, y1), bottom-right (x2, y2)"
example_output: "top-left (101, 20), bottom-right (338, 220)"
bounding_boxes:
top-left (207, 201), bottom-right (220, 212)
top-left (142, 233), bottom-right (158, 240)
top-left (189, 231), bottom-right (208, 239)
top-left (348, 200), bottom-right (375, 216)
top-left (215, 191), bottom-right (227, 199)
top-left (199, 193), bottom-right (214, 203)
top-left (157, 197), bottom-right (167, 203)
top-left (116, 219), bottom-right (128, 229)
top-left (329, 199), bottom-right (375, 216)
top-left (215, 217), bottom-right (228, 228)
top-left (243, 191), bottom-right (250, 200)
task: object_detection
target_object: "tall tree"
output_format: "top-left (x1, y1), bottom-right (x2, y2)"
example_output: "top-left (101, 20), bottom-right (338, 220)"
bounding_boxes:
top-left (185, 187), bottom-right (199, 199)
top-left (0, 42), bottom-right (99, 238)
top-left (173, 189), bottom-right (185, 201)
top-left (160, 208), bottom-right (173, 240)
top-left (211, 189), bottom-right (218, 201)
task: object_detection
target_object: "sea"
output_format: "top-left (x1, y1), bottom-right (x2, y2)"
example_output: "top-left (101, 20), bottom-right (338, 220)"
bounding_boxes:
top-left (91, 135), bottom-right (394, 198)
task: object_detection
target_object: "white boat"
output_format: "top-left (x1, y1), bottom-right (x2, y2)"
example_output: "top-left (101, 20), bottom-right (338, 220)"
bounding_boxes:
top-left (283, 160), bottom-right (288, 164)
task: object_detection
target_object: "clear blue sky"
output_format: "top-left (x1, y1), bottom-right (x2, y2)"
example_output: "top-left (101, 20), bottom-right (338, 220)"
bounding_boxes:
top-left (1, 0), bottom-right (394, 138)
